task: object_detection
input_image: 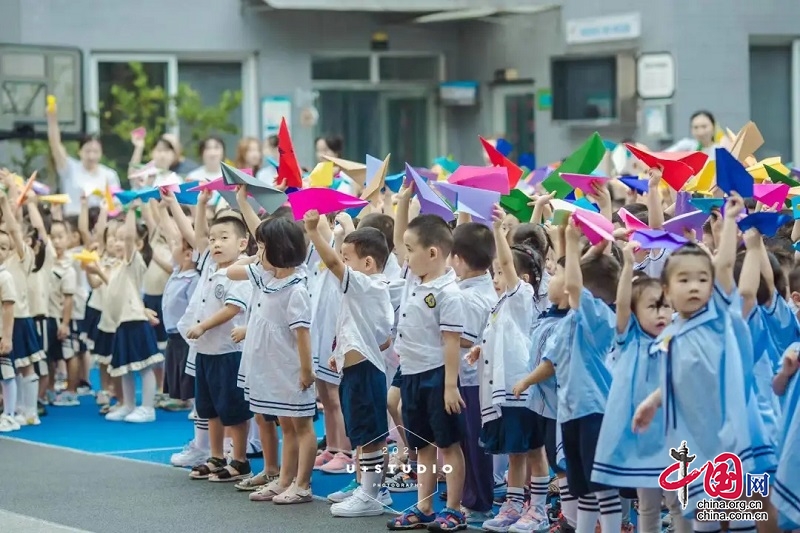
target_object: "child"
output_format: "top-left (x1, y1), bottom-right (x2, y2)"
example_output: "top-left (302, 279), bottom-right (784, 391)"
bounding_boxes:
top-left (184, 190), bottom-right (252, 482)
top-left (448, 221), bottom-right (497, 523)
top-left (771, 343), bottom-right (800, 529)
top-left (470, 210), bottom-right (547, 533)
top-left (0, 230), bottom-right (18, 431)
top-left (387, 210), bottom-right (468, 531)
top-left (591, 241), bottom-right (686, 533)
top-left (43, 220), bottom-right (79, 406)
top-left (633, 195), bottom-right (757, 532)
top-left (304, 209), bottom-right (395, 516)
top-left (88, 206), bottom-right (163, 423)
top-left (227, 216), bottom-right (315, 503)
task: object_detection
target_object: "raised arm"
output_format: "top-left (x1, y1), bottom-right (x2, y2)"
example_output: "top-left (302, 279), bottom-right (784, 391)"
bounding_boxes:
top-left (194, 190), bottom-right (211, 254)
top-left (46, 103), bottom-right (69, 173)
top-left (163, 190), bottom-right (195, 249)
top-left (530, 193), bottom-right (554, 224)
top-left (0, 190), bottom-right (26, 259)
top-left (393, 185), bottom-right (414, 265)
top-left (714, 194), bottom-right (744, 295)
top-left (235, 185), bottom-right (261, 236)
top-left (25, 197), bottom-right (47, 242)
top-left (773, 345), bottom-right (799, 396)
top-left (303, 210), bottom-right (345, 282)
top-left (492, 205), bottom-right (519, 289)
top-left (564, 218), bottom-right (584, 309)
top-left (738, 229), bottom-right (761, 318)
top-left (616, 241), bottom-right (636, 334)
top-left (121, 203), bottom-right (139, 262)
top-left (141, 199), bottom-right (159, 240)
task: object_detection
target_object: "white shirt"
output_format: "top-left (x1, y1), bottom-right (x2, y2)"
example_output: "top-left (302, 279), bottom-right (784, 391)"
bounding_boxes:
top-left (394, 267), bottom-right (464, 375)
top-left (457, 273), bottom-right (497, 387)
top-left (179, 249), bottom-right (249, 355)
top-left (384, 253), bottom-right (403, 281)
top-left (332, 268), bottom-right (394, 373)
top-left (58, 158), bottom-right (120, 216)
top-left (186, 166), bottom-right (221, 182)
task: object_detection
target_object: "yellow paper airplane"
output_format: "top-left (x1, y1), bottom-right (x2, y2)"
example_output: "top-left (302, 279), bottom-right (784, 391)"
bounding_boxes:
top-left (308, 162), bottom-right (334, 187)
top-left (72, 249), bottom-right (100, 264)
top-left (47, 95), bottom-right (57, 113)
top-left (747, 157), bottom-right (789, 182)
top-left (322, 155), bottom-right (367, 186)
top-left (684, 161), bottom-right (716, 194)
top-left (38, 194), bottom-right (71, 205)
top-left (104, 180), bottom-right (115, 211)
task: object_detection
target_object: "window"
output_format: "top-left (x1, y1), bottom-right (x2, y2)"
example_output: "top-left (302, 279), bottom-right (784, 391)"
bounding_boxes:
top-left (311, 57), bottom-right (371, 81)
top-left (551, 56), bottom-right (617, 121)
top-left (379, 56), bottom-right (440, 82)
top-left (90, 54), bottom-right (255, 175)
top-left (311, 53), bottom-right (444, 83)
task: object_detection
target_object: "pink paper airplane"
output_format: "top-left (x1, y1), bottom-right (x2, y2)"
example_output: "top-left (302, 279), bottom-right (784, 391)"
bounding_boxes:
top-left (559, 173), bottom-right (610, 195)
top-left (188, 177), bottom-right (236, 193)
top-left (287, 188), bottom-right (368, 220)
top-left (572, 210), bottom-right (614, 245)
top-left (617, 207), bottom-right (649, 232)
top-left (448, 166), bottom-right (510, 195)
top-left (753, 183), bottom-right (790, 210)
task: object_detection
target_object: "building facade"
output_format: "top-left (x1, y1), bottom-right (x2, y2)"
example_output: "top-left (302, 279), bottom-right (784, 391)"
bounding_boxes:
top-left (1, 0), bottom-right (798, 173)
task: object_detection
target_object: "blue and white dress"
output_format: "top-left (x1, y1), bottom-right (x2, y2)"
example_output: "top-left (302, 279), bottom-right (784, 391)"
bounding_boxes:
top-left (772, 344), bottom-right (800, 530)
top-left (648, 281), bottom-right (755, 518)
top-left (593, 316), bottom-right (670, 488)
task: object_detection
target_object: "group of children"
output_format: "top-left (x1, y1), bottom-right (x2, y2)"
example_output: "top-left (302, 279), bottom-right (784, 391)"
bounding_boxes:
top-left (1, 134), bottom-right (800, 533)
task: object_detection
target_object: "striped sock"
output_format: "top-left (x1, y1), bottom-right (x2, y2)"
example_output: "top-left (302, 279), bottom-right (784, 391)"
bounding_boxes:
top-left (558, 477), bottom-right (577, 528)
top-left (359, 450), bottom-right (383, 498)
top-left (577, 494), bottom-right (599, 533)
top-left (529, 476), bottom-right (550, 511)
top-left (507, 487), bottom-right (525, 505)
top-left (596, 489), bottom-right (622, 533)
top-left (194, 418), bottom-right (210, 450)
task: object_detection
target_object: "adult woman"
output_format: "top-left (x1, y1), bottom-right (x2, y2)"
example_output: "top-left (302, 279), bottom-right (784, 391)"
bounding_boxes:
top-left (666, 110), bottom-right (718, 156)
top-left (46, 106), bottom-right (121, 216)
top-left (234, 137), bottom-right (277, 186)
top-left (129, 134), bottom-right (198, 183)
top-left (316, 135), bottom-right (351, 192)
top-left (186, 136), bottom-right (226, 182)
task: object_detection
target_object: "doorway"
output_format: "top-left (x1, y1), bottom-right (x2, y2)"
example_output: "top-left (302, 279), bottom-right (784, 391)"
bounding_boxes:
top-left (492, 85), bottom-right (536, 167)
top-left (316, 89), bottom-right (436, 174)
top-left (749, 46), bottom-right (792, 160)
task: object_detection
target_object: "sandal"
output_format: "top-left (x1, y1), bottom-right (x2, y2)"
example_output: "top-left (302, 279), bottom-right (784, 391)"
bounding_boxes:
top-left (250, 478), bottom-right (288, 502)
top-left (427, 507), bottom-right (467, 532)
top-left (272, 483), bottom-right (313, 505)
top-left (189, 457), bottom-right (226, 480)
top-left (235, 471), bottom-right (273, 491)
top-left (209, 459), bottom-right (252, 483)
top-left (386, 505), bottom-right (435, 530)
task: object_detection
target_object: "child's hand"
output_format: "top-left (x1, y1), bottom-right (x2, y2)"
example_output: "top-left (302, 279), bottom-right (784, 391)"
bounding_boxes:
top-left (161, 188), bottom-right (177, 206)
top-left (464, 345), bottom-right (481, 365)
top-left (274, 178), bottom-right (289, 192)
top-left (724, 192), bottom-right (744, 220)
top-left (587, 182), bottom-right (611, 209)
top-left (83, 261), bottom-right (102, 276)
top-left (235, 184), bottom-right (248, 205)
top-left (743, 228), bottom-right (762, 249)
top-left (303, 209), bottom-right (321, 232)
top-left (334, 211), bottom-right (353, 230)
top-left (532, 192), bottom-right (555, 208)
top-left (231, 326), bottom-right (246, 343)
top-left (328, 356), bottom-right (337, 372)
top-left (443, 385), bottom-right (465, 414)
top-left (632, 395), bottom-right (659, 433)
top-left (565, 216), bottom-right (582, 243)
top-left (646, 167), bottom-right (663, 187)
top-left (187, 324), bottom-right (206, 340)
top-left (622, 241), bottom-right (639, 264)
top-left (0, 338), bottom-right (11, 355)
top-left (491, 204), bottom-right (505, 230)
top-left (144, 308), bottom-right (160, 327)
top-left (511, 379), bottom-right (529, 398)
top-left (198, 189), bottom-right (212, 206)
top-left (396, 184), bottom-right (415, 203)
top-left (300, 368), bottom-right (315, 390)
top-left (57, 322), bottom-right (69, 341)
top-left (780, 345), bottom-right (800, 377)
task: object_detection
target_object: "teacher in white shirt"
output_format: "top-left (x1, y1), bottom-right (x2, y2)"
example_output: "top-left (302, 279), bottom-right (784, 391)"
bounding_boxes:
top-left (46, 106), bottom-right (120, 216)
top-left (665, 110), bottom-right (719, 157)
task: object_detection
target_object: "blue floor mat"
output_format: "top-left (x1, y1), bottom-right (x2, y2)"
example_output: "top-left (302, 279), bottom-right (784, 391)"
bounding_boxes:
top-left (14, 370), bottom-right (433, 516)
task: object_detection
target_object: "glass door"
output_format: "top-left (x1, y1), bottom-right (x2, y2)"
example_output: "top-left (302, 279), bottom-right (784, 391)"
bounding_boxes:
top-left (492, 86), bottom-right (536, 168)
top-left (316, 90), bottom-right (381, 163)
top-left (381, 91), bottom-right (434, 174)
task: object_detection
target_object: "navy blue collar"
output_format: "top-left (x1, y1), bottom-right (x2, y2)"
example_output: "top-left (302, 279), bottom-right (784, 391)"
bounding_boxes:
top-left (541, 306), bottom-right (569, 319)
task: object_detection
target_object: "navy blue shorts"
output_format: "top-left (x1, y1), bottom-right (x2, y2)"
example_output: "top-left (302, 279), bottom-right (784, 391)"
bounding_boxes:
top-left (163, 334), bottom-right (194, 401)
top-left (390, 366), bottom-right (402, 388)
top-left (400, 366), bottom-right (464, 449)
top-left (561, 413), bottom-right (609, 497)
top-left (43, 317), bottom-right (79, 362)
top-left (479, 406), bottom-right (544, 454)
top-left (195, 352), bottom-right (252, 426)
top-left (143, 294), bottom-right (168, 347)
top-left (339, 360), bottom-right (388, 448)
top-left (533, 412), bottom-right (563, 474)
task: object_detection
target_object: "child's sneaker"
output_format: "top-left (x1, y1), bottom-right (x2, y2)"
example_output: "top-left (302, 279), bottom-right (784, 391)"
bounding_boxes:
top-left (378, 486), bottom-right (393, 506)
top-left (14, 413), bottom-right (40, 426)
top-left (54, 373), bottom-right (67, 392)
top-left (52, 391), bottom-right (80, 407)
top-left (37, 400), bottom-right (48, 417)
top-left (510, 504), bottom-right (549, 533)
top-left (328, 479), bottom-right (360, 503)
top-left (319, 452), bottom-right (354, 474)
top-left (0, 414), bottom-right (20, 432)
top-left (95, 390), bottom-right (110, 406)
top-left (330, 486), bottom-right (385, 517)
top-left (76, 380), bottom-right (93, 396)
top-left (314, 449), bottom-right (335, 470)
top-left (483, 500), bottom-right (523, 532)
top-left (105, 405), bottom-right (134, 421)
top-left (385, 469), bottom-right (417, 493)
top-left (549, 514), bottom-right (575, 533)
top-left (124, 406), bottom-right (156, 423)
top-left (460, 507), bottom-right (494, 524)
top-left (170, 441), bottom-right (209, 468)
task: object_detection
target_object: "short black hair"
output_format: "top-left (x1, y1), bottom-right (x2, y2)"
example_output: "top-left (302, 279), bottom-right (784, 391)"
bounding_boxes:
top-left (255, 217), bottom-right (306, 268)
top-left (210, 215), bottom-right (247, 240)
top-left (451, 222), bottom-right (495, 271)
top-left (267, 206), bottom-right (295, 222)
top-left (581, 254), bottom-right (620, 305)
top-left (358, 213), bottom-right (395, 251)
top-left (343, 227), bottom-right (390, 271)
top-left (406, 215), bottom-right (454, 256)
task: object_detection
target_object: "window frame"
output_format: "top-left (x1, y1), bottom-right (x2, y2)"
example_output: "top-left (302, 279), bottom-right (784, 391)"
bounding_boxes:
top-left (87, 52), bottom-right (257, 138)
top-left (311, 51), bottom-right (445, 85)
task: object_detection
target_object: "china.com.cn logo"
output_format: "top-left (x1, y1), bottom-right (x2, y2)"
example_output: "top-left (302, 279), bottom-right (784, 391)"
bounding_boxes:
top-left (344, 424), bottom-right (454, 514)
top-left (658, 441), bottom-right (770, 521)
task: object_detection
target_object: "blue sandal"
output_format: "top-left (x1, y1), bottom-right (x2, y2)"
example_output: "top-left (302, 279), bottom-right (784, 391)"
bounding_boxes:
top-left (427, 507), bottom-right (467, 532)
top-left (386, 505), bottom-right (435, 530)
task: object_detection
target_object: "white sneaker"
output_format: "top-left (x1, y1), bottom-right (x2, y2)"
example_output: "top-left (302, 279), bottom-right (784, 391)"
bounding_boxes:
top-left (105, 405), bottom-right (134, 421)
top-left (378, 487), bottom-right (393, 506)
top-left (170, 441), bottom-right (209, 467)
top-left (52, 392), bottom-right (80, 407)
top-left (124, 406), bottom-right (156, 423)
top-left (0, 414), bottom-right (20, 432)
top-left (330, 487), bottom-right (386, 517)
top-left (14, 413), bottom-right (40, 426)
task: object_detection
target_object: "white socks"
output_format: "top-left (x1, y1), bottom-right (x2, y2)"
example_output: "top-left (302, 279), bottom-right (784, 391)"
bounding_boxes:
top-left (21, 374), bottom-right (38, 417)
top-left (194, 418), bottom-right (210, 450)
top-left (359, 449), bottom-right (384, 499)
top-left (140, 368), bottom-right (156, 409)
top-left (122, 374), bottom-right (136, 410)
top-left (558, 477), bottom-right (578, 528)
top-left (529, 475), bottom-right (550, 511)
top-left (1, 378), bottom-right (16, 416)
top-left (596, 489), bottom-right (622, 533)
